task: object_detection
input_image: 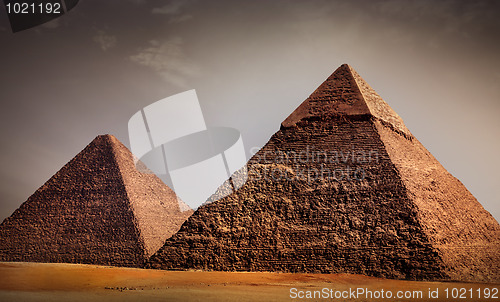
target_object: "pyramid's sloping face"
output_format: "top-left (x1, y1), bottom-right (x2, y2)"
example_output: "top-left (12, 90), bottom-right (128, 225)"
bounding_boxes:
top-left (0, 135), bottom-right (192, 267)
top-left (148, 65), bottom-right (500, 282)
top-left (374, 122), bottom-right (500, 281)
top-left (107, 135), bottom-right (193, 257)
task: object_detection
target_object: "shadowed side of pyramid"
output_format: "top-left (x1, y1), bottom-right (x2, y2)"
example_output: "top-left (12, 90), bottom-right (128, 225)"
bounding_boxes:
top-left (0, 134), bottom-right (193, 267)
top-left (147, 64), bottom-right (500, 282)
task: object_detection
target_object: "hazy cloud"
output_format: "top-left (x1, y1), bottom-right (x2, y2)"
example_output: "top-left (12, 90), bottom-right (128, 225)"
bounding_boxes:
top-left (152, 0), bottom-right (185, 15)
top-left (169, 14), bottom-right (193, 24)
top-left (41, 18), bottom-right (60, 29)
top-left (93, 30), bottom-right (117, 51)
top-left (34, 18), bottom-right (60, 33)
top-left (152, 0), bottom-right (193, 23)
top-left (372, 0), bottom-right (500, 36)
top-left (129, 37), bottom-right (200, 87)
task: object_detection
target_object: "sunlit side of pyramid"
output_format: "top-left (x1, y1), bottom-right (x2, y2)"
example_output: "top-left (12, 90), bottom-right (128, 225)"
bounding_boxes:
top-left (147, 64), bottom-right (500, 282)
top-left (0, 135), bottom-right (193, 267)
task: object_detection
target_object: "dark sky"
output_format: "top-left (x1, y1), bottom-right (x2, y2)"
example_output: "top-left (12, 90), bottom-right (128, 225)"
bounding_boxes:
top-left (0, 0), bottom-right (499, 221)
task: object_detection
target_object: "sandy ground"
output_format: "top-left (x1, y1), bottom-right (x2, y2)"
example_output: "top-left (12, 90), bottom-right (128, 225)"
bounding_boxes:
top-left (0, 262), bottom-right (498, 302)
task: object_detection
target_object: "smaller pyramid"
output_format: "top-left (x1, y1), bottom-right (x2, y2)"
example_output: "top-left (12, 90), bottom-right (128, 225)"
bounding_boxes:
top-left (0, 135), bottom-right (192, 267)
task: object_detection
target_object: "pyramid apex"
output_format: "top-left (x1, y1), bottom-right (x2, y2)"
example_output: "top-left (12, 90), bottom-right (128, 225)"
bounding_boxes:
top-left (91, 134), bottom-right (127, 152)
top-left (97, 133), bottom-right (114, 138)
top-left (93, 134), bottom-right (117, 142)
top-left (281, 64), bottom-right (369, 127)
top-left (282, 64), bottom-right (411, 137)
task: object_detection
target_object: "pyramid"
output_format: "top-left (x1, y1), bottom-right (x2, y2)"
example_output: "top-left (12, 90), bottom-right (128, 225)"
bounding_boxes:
top-left (0, 134), bottom-right (193, 267)
top-left (147, 64), bottom-right (500, 282)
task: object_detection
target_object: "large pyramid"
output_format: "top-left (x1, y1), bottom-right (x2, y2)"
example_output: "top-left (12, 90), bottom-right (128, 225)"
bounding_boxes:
top-left (147, 64), bottom-right (500, 282)
top-left (0, 134), bottom-right (192, 267)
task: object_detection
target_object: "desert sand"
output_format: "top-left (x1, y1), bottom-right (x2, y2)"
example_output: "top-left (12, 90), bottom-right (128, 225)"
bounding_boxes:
top-left (0, 262), bottom-right (498, 301)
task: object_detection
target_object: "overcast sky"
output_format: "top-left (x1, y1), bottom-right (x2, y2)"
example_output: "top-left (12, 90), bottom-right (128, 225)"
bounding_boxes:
top-left (0, 0), bottom-right (499, 222)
